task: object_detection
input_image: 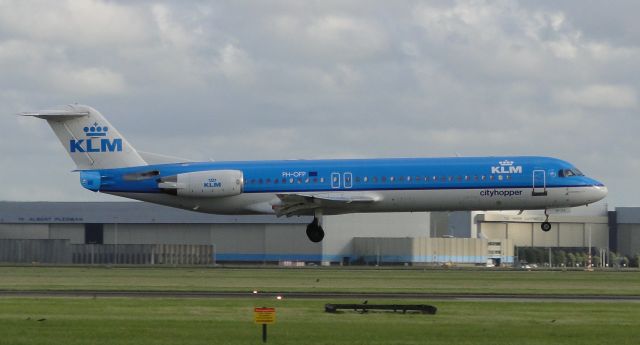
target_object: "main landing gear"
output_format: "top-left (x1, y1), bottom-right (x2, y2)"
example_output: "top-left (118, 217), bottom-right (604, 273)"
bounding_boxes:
top-left (541, 209), bottom-right (551, 232)
top-left (306, 217), bottom-right (325, 243)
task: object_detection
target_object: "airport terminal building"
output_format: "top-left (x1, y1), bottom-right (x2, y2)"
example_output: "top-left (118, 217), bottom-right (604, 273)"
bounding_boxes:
top-left (0, 201), bottom-right (638, 266)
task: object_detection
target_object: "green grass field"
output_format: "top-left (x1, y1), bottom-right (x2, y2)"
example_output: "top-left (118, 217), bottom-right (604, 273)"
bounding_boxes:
top-left (1, 266), bottom-right (639, 295)
top-left (1, 266), bottom-right (640, 344)
top-left (0, 297), bottom-right (638, 345)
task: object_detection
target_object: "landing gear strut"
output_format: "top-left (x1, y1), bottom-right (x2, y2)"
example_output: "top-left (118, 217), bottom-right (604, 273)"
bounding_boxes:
top-left (541, 209), bottom-right (551, 232)
top-left (306, 217), bottom-right (324, 243)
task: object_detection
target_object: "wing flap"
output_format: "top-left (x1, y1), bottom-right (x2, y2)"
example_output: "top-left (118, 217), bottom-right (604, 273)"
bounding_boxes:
top-left (274, 192), bottom-right (379, 217)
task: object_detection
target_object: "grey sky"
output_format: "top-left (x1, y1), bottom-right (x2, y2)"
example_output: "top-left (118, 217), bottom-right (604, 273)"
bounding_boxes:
top-left (0, 0), bottom-right (638, 207)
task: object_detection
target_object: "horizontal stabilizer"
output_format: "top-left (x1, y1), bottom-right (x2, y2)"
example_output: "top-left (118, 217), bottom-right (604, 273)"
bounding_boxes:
top-left (19, 109), bottom-right (90, 119)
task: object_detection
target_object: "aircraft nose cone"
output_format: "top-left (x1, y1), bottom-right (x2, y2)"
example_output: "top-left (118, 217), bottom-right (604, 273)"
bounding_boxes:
top-left (590, 184), bottom-right (608, 203)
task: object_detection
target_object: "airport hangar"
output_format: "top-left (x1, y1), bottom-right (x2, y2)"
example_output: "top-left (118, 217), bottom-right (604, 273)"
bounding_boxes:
top-left (0, 201), bottom-right (638, 266)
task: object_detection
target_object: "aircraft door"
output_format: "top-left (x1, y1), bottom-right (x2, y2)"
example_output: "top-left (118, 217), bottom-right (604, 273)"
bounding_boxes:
top-left (331, 172), bottom-right (341, 189)
top-left (344, 172), bottom-right (353, 189)
top-left (532, 170), bottom-right (547, 196)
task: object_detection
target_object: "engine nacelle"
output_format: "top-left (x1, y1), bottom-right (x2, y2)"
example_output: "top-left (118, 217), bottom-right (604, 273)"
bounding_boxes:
top-left (159, 170), bottom-right (244, 197)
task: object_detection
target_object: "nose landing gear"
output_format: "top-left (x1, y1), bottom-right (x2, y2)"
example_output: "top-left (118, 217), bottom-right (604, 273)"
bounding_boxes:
top-left (541, 209), bottom-right (551, 232)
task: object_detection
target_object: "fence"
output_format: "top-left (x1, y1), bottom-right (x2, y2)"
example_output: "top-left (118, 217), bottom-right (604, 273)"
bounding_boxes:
top-left (0, 239), bottom-right (71, 263)
top-left (0, 239), bottom-right (214, 265)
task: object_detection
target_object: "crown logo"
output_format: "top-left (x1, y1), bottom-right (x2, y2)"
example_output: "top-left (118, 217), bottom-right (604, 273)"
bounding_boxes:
top-left (499, 160), bottom-right (514, 166)
top-left (83, 122), bottom-right (109, 137)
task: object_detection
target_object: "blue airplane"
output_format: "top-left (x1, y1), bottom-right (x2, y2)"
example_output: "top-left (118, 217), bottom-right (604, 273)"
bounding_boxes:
top-left (22, 105), bottom-right (607, 242)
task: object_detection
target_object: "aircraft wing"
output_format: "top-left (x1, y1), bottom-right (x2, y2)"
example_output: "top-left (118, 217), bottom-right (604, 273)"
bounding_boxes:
top-left (274, 192), bottom-right (380, 217)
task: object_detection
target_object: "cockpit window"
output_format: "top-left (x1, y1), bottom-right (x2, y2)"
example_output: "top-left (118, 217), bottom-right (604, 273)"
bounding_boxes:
top-left (558, 168), bottom-right (584, 178)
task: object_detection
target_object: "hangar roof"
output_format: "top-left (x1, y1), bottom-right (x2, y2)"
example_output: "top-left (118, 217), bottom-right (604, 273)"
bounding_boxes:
top-left (0, 202), bottom-right (309, 224)
top-left (616, 207), bottom-right (640, 224)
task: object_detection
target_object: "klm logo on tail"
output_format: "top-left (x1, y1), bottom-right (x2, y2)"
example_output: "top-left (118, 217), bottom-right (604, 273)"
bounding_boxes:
top-left (69, 122), bottom-right (122, 153)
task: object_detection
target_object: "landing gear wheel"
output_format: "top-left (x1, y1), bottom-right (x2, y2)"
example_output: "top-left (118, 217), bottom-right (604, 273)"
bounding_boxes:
top-left (541, 222), bottom-right (552, 232)
top-left (306, 218), bottom-right (325, 243)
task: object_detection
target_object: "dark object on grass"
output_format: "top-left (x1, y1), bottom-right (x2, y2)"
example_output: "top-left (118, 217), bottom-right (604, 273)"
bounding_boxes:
top-left (37, 318), bottom-right (46, 322)
top-left (325, 303), bottom-right (437, 315)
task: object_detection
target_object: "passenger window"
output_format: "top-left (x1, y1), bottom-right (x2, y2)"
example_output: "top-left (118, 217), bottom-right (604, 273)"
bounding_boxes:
top-left (289, 178), bottom-right (294, 184)
top-left (320, 177), bottom-right (325, 183)
top-left (381, 177), bottom-right (387, 182)
top-left (363, 176), bottom-right (368, 182)
top-left (390, 176), bottom-right (395, 182)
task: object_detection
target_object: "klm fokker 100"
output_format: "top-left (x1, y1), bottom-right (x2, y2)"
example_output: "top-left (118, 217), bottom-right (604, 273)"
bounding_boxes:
top-left (22, 104), bottom-right (608, 242)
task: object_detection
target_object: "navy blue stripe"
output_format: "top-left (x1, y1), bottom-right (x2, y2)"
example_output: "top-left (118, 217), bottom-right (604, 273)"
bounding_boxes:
top-left (242, 184), bottom-right (596, 194)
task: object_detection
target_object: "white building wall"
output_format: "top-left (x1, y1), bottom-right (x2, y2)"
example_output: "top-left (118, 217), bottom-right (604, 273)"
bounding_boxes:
top-left (0, 224), bottom-right (49, 239)
top-left (323, 212), bottom-right (430, 260)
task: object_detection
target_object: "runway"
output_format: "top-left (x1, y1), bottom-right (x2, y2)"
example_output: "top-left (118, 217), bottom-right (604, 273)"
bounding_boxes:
top-left (1, 290), bottom-right (639, 302)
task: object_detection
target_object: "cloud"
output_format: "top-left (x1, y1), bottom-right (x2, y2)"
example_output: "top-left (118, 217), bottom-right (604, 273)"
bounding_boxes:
top-left (0, 0), bottom-right (150, 46)
top-left (554, 84), bottom-right (637, 109)
top-left (215, 44), bottom-right (256, 85)
top-left (269, 14), bottom-right (388, 61)
top-left (0, 0), bottom-right (638, 207)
